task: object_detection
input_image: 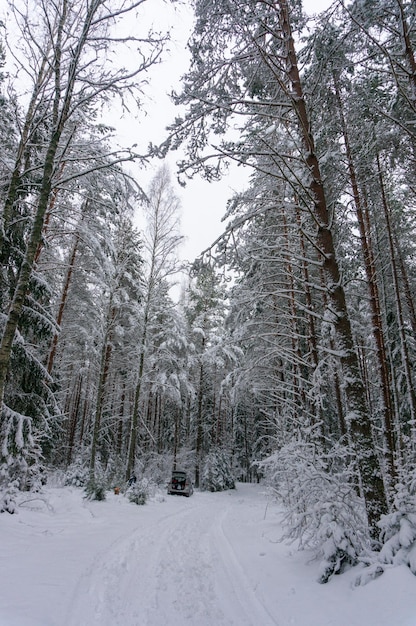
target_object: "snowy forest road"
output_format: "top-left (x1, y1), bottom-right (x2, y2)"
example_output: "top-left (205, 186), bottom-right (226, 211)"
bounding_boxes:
top-left (2, 482), bottom-right (415, 626)
top-left (65, 485), bottom-right (279, 626)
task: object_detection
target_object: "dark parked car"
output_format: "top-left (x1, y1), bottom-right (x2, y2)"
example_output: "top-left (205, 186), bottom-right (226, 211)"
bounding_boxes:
top-left (167, 470), bottom-right (193, 497)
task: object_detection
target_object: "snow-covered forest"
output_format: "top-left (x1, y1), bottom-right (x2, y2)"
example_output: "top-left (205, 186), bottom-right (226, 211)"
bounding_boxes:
top-left (1, 0), bottom-right (416, 591)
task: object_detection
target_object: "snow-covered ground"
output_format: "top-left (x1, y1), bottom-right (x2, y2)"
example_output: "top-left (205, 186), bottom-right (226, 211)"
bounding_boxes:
top-left (1, 482), bottom-right (415, 626)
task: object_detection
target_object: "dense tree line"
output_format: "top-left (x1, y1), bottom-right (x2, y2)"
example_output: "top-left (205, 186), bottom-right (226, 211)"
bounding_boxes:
top-left (0, 0), bottom-right (415, 582)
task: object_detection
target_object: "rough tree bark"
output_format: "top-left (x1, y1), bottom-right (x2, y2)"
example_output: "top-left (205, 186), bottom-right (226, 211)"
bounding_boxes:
top-left (332, 70), bottom-right (396, 484)
top-left (274, 0), bottom-right (387, 534)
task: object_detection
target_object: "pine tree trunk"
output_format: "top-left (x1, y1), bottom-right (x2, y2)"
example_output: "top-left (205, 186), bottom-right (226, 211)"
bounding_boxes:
top-left (333, 71), bottom-right (396, 483)
top-left (276, 0), bottom-right (387, 534)
top-left (392, 231), bottom-right (416, 337)
top-left (296, 208), bottom-right (326, 443)
top-left (89, 307), bottom-right (115, 476)
top-left (66, 373), bottom-right (83, 466)
top-left (126, 302), bottom-right (149, 479)
top-left (376, 153), bottom-right (416, 453)
top-left (195, 356), bottom-right (205, 489)
top-left (47, 223), bottom-right (81, 374)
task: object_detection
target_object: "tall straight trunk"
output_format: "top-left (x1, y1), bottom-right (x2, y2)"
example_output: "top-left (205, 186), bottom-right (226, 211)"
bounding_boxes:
top-left (78, 367), bottom-right (91, 446)
top-left (157, 395), bottom-right (163, 453)
top-left (126, 301), bottom-right (149, 479)
top-left (376, 154), bottom-right (416, 451)
top-left (282, 210), bottom-right (303, 422)
top-left (89, 306), bottom-right (115, 476)
top-left (333, 71), bottom-right (396, 483)
top-left (173, 407), bottom-right (179, 469)
top-left (116, 381), bottom-right (126, 456)
top-left (66, 373), bottom-right (83, 466)
top-left (296, 207), bottom-right (326, 443)
top-left (276, 0), bottom-right (387, 534)
top-left (215, 394), bottom-right (223, 445)
top-left (195, 357), bottom-right (205, 489)
top-left (392, 231), bottom-right (416, 338)
top-left (319, 265), bottom-right (347, 439)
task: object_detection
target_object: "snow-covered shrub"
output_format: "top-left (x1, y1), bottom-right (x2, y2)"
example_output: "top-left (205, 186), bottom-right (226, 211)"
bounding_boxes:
top-left (127, 478), bottom-right (151, 505)
top-left (378, 471), bottom-right (416, 575)
top-left (316, 504), bottom-right (365, 583)
top-left (84, 477), bottom-right (106, 501)
top-left (0, 479), bottom-right (19, 514)
top-left (84, 465), bottom-right (107, 501)
top-left (103, 456), bottom-right (126, 492)
top-left (64, 457), bottom-right (89, 488)
top-left (260, 440), bottom-right (368, 583)
top-left (0, 408), bottom-right (45, 512)
top-left (201, 448), bottom-right (235, 492)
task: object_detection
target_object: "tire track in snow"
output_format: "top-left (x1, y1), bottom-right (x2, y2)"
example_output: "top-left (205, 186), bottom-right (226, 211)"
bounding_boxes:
top-left (64, 501), bottom-right (201, 626)
top-left (211, 508), bottom-right (279, 626)
top-left (65, 491), bottom-right (279, 626)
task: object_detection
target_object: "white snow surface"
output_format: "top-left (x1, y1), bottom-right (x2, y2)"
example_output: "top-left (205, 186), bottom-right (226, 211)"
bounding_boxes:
top-left (1, 482), bottom-right (415, 626)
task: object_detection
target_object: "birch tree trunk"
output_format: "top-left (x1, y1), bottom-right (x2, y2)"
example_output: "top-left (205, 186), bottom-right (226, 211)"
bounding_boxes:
top-left (125, 166), bottom-right (182, 479)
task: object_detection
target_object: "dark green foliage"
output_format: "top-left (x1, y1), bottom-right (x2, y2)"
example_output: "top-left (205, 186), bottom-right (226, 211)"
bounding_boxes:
top-left (201, 448), bottom-right (235, 492)
top-left (84, 477), bottom-right (107, 501)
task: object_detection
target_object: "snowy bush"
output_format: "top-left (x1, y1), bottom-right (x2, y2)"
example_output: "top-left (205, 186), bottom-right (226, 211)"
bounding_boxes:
top-left (0, 408), bottom-right (46, 511)
top-left (316, 504), bottom-right (365, 583)
top-left (84, 477), bottom-right (106, 501)
top-left (64, 458), bottom-right (89, 488)
top-left (0, 478), bottom-right (19, 514)
top-left (102, 457), bottom-right (126, 493)
top-left (201, 448), bottom-right (236, 492)
top-left (84, 465), bottom-right (107, 501)
top-left (127, 477), bottom-right (151, 505)
top-left (378, 471), bottom-right (416, 575)
top-left (259, 440), bottom-right (368, 583)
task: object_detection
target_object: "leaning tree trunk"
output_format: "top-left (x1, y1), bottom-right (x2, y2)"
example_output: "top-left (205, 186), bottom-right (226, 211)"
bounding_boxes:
top-left (47, 220), bottom-right (82, 374)
top-left (275, 0), bottom-right (387, 535)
